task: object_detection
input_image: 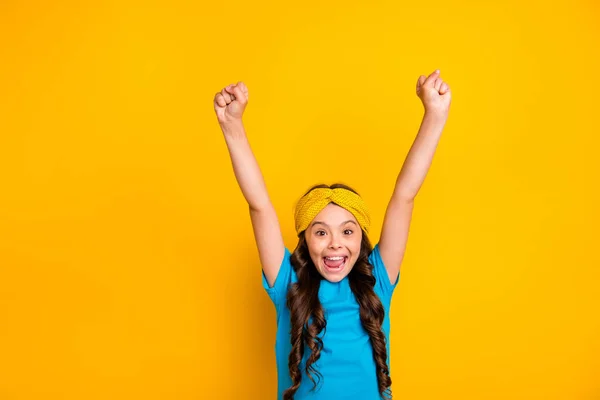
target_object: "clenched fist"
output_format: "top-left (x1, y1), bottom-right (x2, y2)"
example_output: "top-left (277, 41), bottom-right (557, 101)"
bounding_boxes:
top-left (214, 81), bottom-right (249, 126)
top-left (416, 70), bottom-right (451, 117)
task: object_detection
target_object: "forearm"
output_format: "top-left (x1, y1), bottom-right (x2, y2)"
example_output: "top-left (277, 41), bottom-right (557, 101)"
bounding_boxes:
top-left (393, 112), bottom-right (448, 201)
top-left (221, 121), bottom-right (272, 211)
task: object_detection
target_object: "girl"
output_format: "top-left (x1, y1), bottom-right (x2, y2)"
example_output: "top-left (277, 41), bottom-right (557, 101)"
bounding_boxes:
top-left (213, 70), bottom-right (451, 399)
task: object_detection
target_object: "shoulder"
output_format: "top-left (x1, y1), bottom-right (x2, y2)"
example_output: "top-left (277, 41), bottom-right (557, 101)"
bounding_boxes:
top-left (262, 248), bottom-right (296, 311)
top-left (369, 243), bottom-right (399, 300)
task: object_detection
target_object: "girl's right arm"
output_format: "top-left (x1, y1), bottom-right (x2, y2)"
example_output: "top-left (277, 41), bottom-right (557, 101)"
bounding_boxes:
top-left (214, 82), bottom-right (284, 287)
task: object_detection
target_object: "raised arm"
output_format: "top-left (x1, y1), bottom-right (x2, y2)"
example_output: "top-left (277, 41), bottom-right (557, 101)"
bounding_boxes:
top-left (214, 82), bottom-right (284, 287)
top-left (379, 70), bottom-right (452, 284)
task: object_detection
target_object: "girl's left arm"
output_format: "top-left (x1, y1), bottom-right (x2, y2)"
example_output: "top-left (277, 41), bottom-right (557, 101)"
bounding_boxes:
top-left (379, 70), bottom-right (451, 284)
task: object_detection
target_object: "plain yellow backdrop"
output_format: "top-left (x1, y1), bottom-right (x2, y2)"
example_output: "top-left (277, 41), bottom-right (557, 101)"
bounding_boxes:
top-left (1, 0), bottom-right (599, 399)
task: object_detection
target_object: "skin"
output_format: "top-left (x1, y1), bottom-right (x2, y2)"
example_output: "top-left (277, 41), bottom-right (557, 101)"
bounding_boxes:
top-left (304, 203), bottom-right (363, 283)
top-left (214, 69), bottom-right (451, 287)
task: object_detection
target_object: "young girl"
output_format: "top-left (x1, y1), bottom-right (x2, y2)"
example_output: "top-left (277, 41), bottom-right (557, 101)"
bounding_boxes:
top-left (213, 70), bottom-right (451, 399)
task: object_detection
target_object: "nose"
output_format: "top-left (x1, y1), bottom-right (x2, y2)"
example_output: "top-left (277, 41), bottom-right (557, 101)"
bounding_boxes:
top-left (328, 233), bottom-right (342, 249)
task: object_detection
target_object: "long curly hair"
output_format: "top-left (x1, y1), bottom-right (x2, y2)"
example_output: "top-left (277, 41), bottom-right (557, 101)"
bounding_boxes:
top-left (283, 183), bottom-right (392, 400)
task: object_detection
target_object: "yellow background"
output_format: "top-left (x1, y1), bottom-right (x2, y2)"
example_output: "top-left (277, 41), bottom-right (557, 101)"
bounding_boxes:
top-left (1, 0), bottom-right (599, 399)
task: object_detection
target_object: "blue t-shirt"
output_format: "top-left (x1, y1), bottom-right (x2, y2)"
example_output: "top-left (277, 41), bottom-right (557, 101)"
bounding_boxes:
top-left (262, 243), bottom-right (399, 399)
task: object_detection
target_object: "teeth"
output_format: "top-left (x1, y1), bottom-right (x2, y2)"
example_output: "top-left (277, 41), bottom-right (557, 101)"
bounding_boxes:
top-left (325, 256), bottom-right (344, 260)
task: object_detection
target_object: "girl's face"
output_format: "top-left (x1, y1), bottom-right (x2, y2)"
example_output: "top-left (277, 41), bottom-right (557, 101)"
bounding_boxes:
top-left (304, 203), bottom-right (363, 282)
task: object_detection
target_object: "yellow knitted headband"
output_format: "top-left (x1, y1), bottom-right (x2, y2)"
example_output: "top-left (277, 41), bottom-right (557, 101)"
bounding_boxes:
top-left (294, 187), bottom-right (371, 235)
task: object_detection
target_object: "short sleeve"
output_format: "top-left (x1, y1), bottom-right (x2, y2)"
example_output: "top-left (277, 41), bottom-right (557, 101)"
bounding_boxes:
top-left (369, 243), bottom-right (400, 300)
top-left (262, 248), bottom-right (293, 312)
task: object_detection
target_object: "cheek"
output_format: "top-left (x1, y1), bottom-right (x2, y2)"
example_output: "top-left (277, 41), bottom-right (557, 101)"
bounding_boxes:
top-left (306, 238), bottom-right (324, 257)
top-left (350, 237), bottom-right (362, 255)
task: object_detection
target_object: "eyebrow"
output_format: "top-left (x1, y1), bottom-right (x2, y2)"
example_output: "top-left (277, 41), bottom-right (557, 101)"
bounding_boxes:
top-left (311, 220), bottom-right (357, 228)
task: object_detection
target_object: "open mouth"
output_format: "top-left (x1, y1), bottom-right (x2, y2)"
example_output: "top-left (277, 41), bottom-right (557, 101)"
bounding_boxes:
top-left (322, 256), bottom-right (347, 272)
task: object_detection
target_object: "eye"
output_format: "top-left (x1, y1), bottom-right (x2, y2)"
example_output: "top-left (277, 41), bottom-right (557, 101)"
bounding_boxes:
top-left (316, 230), bottom-right (326, 236)
top-left (344, 229), bottom-right (353, 235)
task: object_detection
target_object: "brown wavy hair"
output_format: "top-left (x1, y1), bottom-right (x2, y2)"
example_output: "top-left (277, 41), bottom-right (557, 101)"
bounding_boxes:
top-left (283, 183), bottom-right (392, 400)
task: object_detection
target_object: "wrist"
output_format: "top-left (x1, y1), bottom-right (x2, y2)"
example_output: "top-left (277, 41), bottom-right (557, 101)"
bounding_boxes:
top-left (220, 119), bottom-right (245, 137)
top-left (423, 110), bottom-right (448, 123)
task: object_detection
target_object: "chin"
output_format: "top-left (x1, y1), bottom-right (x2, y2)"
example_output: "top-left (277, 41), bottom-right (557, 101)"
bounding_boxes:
top-left (322, 272), bottom-right (349, 283)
